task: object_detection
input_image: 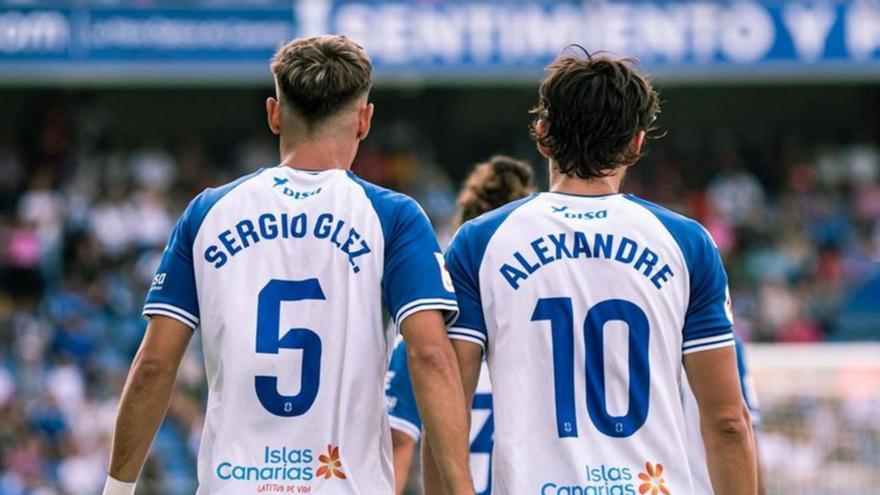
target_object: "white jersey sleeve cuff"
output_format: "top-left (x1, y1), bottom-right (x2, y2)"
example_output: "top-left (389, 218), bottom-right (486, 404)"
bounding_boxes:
top-left (388, 415), bottom-right (421, 441)
top-left (143, 303), bottom-right (199, 330)
top-left (682, 332), bottom-right (735, 355)
top-left (395, 298), bottom-right (459, 328)
top-left (447, 326), bottom-right (487, 352)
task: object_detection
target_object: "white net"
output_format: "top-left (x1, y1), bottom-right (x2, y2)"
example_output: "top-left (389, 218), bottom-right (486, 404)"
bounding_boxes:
top-left (747, 343), bottom-right (880, 495)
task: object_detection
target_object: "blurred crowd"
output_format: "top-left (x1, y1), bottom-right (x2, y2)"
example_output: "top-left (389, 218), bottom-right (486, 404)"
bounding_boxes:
top-left (0, 103), bottom-right (878, 494)
top-left (753, 350), bottom-right (880, 495)
top-left (623, 141), bottom-right (880, 343)
top-left (758, 394), bottom-right (880, 495)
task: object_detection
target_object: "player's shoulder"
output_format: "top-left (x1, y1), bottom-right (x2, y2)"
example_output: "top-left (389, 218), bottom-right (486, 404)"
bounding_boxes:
top-left (447, 194), bottom-right (538, 272)
top-left (623, 194), bottom-right (716, 253)
top-left (346, 171), bottom-right (417, 208)
top-left (452, 193), bottom-right (539, 250)
top-left (180, 167), bottom-right (267, 234)
top-left (345, 171), bottom-right (425, 226)
top-left (624, 194), bottom-right (709, 239)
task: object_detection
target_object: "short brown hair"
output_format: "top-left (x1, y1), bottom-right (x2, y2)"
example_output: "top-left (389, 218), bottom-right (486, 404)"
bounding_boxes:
top-left (456, 155), bottom-right (534, 225)
top-left (271, 35), bottom-right (372, 129)
top-left (529, 48), bottom-right (660, 180)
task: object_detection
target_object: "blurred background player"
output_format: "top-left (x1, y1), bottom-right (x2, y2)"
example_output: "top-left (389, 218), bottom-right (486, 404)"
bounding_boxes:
top-left (386, 155), bottom-right (534, 495)
top-left (102, 35), bottom-right (474, 495)
top-left (438, 50), bottom-right (758, 494)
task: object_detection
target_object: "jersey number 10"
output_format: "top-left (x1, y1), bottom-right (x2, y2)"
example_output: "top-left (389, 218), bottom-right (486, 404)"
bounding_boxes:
top-left (532, 298), bottom-right (650, 439)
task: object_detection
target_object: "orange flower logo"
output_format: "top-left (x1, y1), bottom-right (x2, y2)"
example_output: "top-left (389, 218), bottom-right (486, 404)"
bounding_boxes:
top-left (638, 462), bottom-right (670, 495)
top-left (316, 444), bottom-right (346, 480)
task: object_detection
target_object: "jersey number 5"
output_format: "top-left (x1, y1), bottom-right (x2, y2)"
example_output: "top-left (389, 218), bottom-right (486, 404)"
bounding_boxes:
top-left (532, 298), bottom-right (650, 439)
top-left (255, 279), bottom-right (324, 417)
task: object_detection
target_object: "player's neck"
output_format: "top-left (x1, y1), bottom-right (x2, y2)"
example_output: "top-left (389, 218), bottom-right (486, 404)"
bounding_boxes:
top-left (278, 138), bottom-right (356, 172)
top-left (549, 164), bottom-right (626, 196)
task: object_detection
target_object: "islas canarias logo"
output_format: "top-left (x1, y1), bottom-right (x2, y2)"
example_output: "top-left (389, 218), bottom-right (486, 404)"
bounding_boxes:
top-left (638, 462), bottom-right (670, 495)
top-left (540, 461), bottom-right (670, 495)
top-left (316, 444), bottom-right (346, 480)
top-left (214, 443), bottom-right (348, 489)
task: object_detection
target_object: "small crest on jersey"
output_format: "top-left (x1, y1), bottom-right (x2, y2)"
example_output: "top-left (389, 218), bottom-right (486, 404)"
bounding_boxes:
top-left (272, 176), bottom-right (322, 200)
top-left (150, 273), bottom-right (166, 291)
top-left (435, 252), bottom-right (455, 293)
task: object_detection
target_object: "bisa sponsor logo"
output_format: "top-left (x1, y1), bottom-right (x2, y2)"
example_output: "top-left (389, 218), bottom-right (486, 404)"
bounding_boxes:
top-left (551, 206), bottom-right (608, 220)
top-left (273, 177), bottom-right (322, 200)
top-left (539, 462), bottom-right (670, 495)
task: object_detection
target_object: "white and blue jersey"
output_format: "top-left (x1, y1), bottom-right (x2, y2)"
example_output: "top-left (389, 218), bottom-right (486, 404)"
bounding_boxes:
top-left (385, 341), bottom-right (494, 494)
top-left (683, 334), bottom-right (760, 494)
top-left (386, 336), bottom-right (758, 495)
top-left (143, 167), bottom-right (457, 495)
top-left (445, 192), bottom-right (736, 495)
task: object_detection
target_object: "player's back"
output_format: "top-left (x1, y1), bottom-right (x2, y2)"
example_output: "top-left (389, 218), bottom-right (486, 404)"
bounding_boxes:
top-left (144, 166), bottom-right (457, 494)
top-left (446, 191), bottom-right (735, 494)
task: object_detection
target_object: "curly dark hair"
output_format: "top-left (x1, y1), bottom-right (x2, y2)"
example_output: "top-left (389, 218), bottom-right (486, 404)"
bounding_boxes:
top-left (456, 155), bottom-right (535, 226)
top-left (529, 48), bottom-right (661, 180)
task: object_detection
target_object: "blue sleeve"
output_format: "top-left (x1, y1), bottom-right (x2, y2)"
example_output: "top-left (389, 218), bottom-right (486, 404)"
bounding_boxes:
top-left (734, 335), bottom-right (761, 425)
top-left (386, 342), bottom-right (422, 440)
top-left (382, 197), bottom-right (458, 327)
top-left (142, 169), bottom-right (264, 330)
top-left (143, 201), bottom-right (200, 330)
top-left (626, 195), bottom-right (735, 354)
top-left (681, 229), bottom-right (735, 354)
top-left (445, 224), bottom-right (488, 351)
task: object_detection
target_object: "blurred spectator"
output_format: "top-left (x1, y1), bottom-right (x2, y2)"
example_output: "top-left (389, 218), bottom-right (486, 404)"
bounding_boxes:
top-left (707, 157), bottom-right (766, 228)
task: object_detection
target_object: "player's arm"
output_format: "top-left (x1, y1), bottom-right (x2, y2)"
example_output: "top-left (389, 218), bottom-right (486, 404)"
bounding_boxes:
top-left (391, 430), bottom-right (417, 495)
top-left (104, 198), bottom-right (201, 494)
top-left (756, 442), bottom-right (766, 495)
top-left (104, 316), bottom-right (192, 494)
top-left (401, 310), bottom-right (474, 495)
top-left (684, 346), bottom-right (757, 495)
top-left (422, 339), bottom-right (482, 495)
top-left (386, 342), bottom-right (424, 495)
top-left (423, 222), bottom-right (489, 495)
top-left (452, 340), bottom-right (482, 427)
top-left (451, 340), bottom-right (481, 437)
top-left (680, 227), bottom-right (757, 495)
top-left (735, 336), bottom-right (765, 495)
top-left (381, 196), bottom-right (473, 495)
top-left (421, 435), bottom-right (443, 495)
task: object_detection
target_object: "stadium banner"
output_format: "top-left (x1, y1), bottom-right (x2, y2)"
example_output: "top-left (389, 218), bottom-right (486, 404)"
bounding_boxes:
top-left (1, 0), bottom-right (879, 84)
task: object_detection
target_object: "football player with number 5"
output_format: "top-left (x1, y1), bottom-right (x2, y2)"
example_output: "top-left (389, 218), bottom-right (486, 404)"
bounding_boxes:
top-left (103, 35), bottom-right (474, 495)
